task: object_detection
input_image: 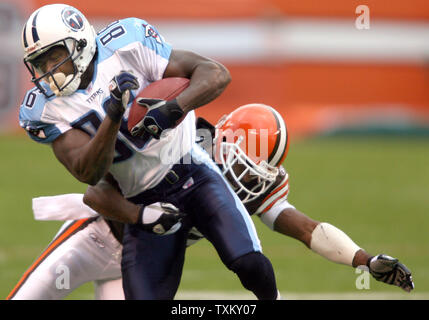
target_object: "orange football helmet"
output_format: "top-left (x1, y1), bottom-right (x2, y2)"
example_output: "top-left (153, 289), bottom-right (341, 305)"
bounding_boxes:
top-left (214, 103), bottom-right (289, 203)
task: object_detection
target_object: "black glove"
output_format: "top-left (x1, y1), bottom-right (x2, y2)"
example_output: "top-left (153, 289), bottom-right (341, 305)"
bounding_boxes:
top-left (186, 227), bottom-right (205, 247)
top-left (137, 202), bottom-right (186, 235)
top-left (130, 98), bottom-right (184, 139)
top-left (106, 71), bottom-right (139, 122)
top-left (367, 254), bottom-right (414, 292)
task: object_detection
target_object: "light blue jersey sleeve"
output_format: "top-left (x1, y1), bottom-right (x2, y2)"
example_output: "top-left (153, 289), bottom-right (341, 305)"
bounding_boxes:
top-left (19, 87), bottom-right (62, 144)
top-left (96, 18), bottom-right (173, 82)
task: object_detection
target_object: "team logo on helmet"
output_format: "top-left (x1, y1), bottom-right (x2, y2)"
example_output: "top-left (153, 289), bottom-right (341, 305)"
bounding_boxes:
top-left (61, 8), bottom-right (85, 32)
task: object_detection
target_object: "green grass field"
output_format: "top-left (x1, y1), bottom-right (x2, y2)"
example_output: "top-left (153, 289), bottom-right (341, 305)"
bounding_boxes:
top-left (1, 133), bottom-right (428, 299)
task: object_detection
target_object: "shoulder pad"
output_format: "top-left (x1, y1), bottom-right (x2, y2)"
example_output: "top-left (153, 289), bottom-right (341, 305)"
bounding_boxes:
top-left (255, 168), bottom-right (290, 215)
top-left (19, 87), bottom-right (61, 143)
top-left (19, 87), bottom-right (48, 123)
top-left (96, 18), bottom-right (171, 61)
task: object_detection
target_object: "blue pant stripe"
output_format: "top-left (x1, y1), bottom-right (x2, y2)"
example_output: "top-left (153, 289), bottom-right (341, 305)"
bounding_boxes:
top-left (190, 144), bottom-right (262, 252)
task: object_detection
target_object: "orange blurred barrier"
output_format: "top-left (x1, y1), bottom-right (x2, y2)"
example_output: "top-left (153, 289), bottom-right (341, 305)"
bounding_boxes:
top-left (196, 62), bottom-right (429, 136)
top-left (33, 0), bottom-right (429, 20)
top-left (7, 0), bottom-right (428, 137)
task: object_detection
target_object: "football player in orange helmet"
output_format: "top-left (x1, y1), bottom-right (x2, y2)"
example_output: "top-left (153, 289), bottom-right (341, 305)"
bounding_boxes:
top-left (207, 103), bottom-right (414, 292)
top-left (213, 103), bottom-right (289, 206)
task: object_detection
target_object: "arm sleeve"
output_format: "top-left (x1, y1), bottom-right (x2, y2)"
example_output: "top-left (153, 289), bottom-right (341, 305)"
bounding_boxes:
top-left (255, 166), bottom-right (290, 215)
top-left (259, 198), bottom-right (296, 230)
top-left (256, 166), bottom-right (294, 229)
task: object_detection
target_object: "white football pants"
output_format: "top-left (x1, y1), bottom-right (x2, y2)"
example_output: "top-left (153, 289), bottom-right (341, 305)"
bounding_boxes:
top-left (7, 217), bottom-right (124, 300)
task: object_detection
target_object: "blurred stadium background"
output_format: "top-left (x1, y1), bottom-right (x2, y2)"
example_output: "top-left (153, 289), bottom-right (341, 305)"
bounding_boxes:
top-left (0, 0), bottom-right (428, 299)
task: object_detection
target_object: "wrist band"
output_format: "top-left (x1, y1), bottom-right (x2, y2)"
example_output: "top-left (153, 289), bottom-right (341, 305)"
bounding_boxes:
top-left (166, 99), bottom-right (184, 121)
top-left (136, 205), bottom-right (145, 225)
top-left (106, 99), bottom-right (125, 123)
top-left (366, 256), bottom-right (374, 268)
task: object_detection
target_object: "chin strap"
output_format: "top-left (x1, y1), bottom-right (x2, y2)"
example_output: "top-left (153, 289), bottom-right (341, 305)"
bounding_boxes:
top-left (48, 72), bottom-right (82, 97)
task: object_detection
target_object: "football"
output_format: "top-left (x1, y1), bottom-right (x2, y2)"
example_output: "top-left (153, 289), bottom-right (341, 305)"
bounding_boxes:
top-left (127, 77), bottom-right (190, 134)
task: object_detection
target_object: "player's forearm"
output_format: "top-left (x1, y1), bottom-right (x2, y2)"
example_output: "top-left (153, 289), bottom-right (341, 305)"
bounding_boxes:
top-left (309, 222), bottom-right (363, 267)
top-left (72, 71), bottom-right (137, 185)
top-left (83, 177), bottom-right (140, 224)
top-left (310, 224), bottom-right (372, 267)
top-left (272, 208), bottom-right (364, 267)
top-left (176, 61), bottom-right (231, 113)
top-left (273, 208), bottom-right (318, 248)
top-left (74, 119), bottom-right (120, 185)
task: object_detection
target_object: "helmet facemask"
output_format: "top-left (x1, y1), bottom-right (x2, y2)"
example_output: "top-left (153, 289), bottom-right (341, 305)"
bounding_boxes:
top-left (24, 37), bottom-right (87, 98)
top-left (214, 103), bottom-right (289, 204)
top-left (218, 135), bottom-right (279, 203)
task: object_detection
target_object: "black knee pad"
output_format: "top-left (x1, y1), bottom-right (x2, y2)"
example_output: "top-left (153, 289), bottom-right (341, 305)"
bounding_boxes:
top-left (229, 252), bottom-right (278, 300)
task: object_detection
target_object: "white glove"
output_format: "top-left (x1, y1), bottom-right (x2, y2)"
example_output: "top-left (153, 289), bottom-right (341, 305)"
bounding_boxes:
top-left (138, 202), bottom-right (185, 235)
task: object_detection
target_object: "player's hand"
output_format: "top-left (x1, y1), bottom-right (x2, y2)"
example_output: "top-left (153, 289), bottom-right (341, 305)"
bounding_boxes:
top-left (367, 254), bottom-right (414, 292)
top-left (137, 202), bottom-right (186, 235)
top-left (130, 98), bottom-right (184, 139)
top-left (186, 227), bottom-right (205, 247)
top-left (106, 71), bottom-right (139, 122)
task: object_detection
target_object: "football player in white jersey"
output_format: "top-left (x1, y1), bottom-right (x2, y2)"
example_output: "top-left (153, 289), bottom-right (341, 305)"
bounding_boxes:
top-left (8, 104), bottom-right (414, 300)
top-left (18, 4), bottom-right (279, 300)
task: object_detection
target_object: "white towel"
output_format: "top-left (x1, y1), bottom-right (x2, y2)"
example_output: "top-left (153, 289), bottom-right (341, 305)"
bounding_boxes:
top-left (32, 193), bottom-right (99, 221)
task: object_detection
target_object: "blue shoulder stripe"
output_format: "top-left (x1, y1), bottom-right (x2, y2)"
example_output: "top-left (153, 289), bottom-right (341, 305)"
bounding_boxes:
top-left (19, 87), bottom-right (61, 144)
top-left (96, 18), bottom-right (172, 63)
top-left (19, 87), bottom-right (47, 123)
top-left (23, 123), bottom-right (62, 144)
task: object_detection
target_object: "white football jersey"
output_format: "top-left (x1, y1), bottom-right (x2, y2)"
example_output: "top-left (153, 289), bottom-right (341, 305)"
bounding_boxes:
top-left (19, 18), bottom-right (196, 197)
